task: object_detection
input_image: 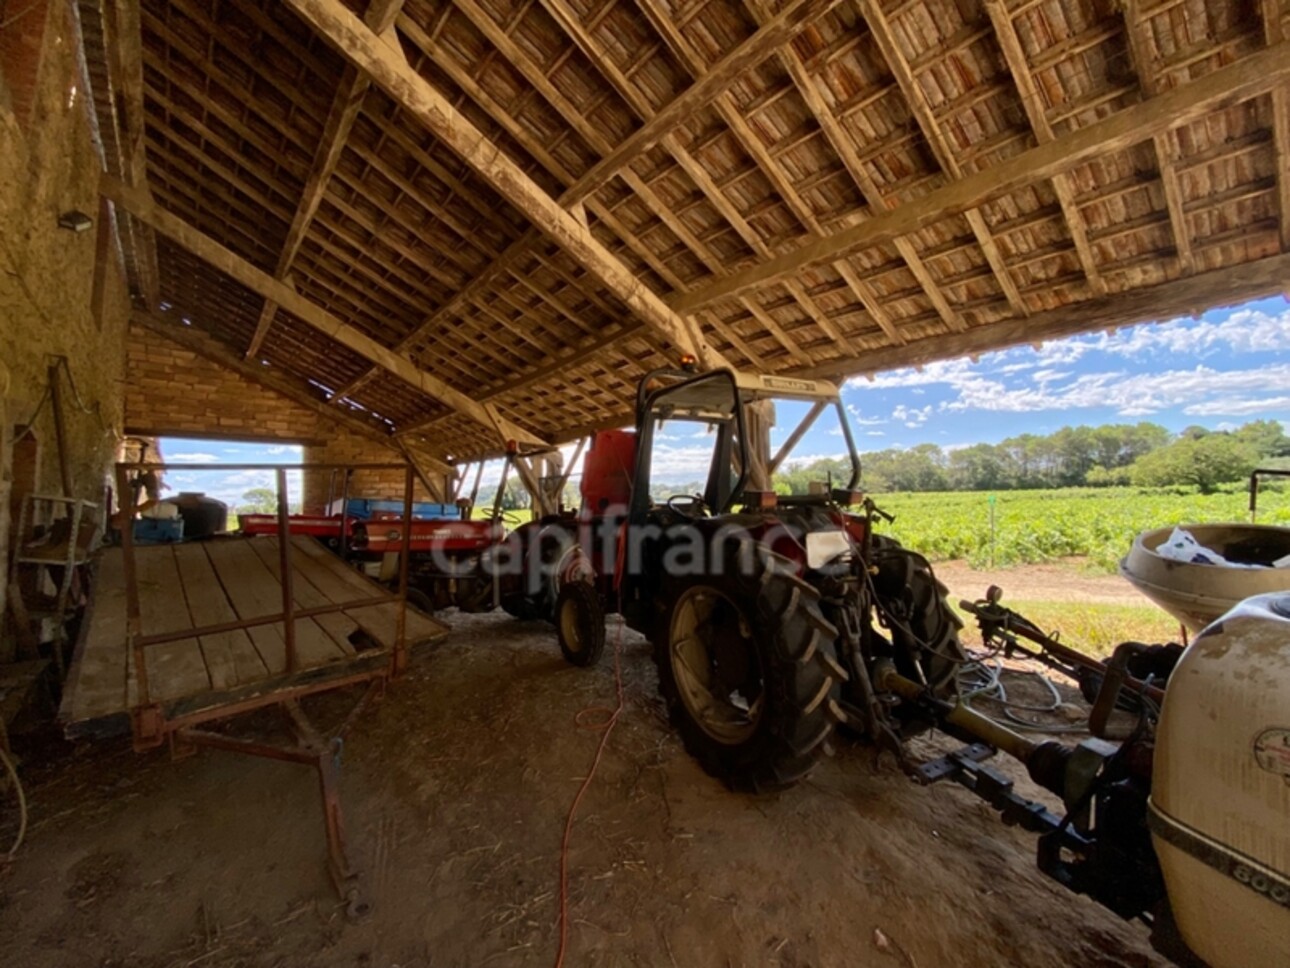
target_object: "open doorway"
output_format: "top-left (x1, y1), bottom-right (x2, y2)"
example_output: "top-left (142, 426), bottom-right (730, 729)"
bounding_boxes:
top-left (147, 437), bottom-right (305, 531)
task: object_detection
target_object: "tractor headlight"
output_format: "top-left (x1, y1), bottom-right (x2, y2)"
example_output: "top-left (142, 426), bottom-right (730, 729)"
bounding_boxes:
top-left (804, 529), bottom-right (852, 570)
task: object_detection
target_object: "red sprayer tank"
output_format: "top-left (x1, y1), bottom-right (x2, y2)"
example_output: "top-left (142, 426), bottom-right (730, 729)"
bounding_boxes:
top-left (580, 430), bottom-right (636, 513)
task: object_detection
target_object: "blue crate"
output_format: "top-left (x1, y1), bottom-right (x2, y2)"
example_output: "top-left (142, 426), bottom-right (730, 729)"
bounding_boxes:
top-left (133, 518), bottom-right (184, 544)
top-left (333, 498), bottom-right (459, 520)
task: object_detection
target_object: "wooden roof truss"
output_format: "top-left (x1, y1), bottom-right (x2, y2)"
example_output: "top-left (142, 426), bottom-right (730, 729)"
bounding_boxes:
top-left (84, 0), bottom-right (1290, 462)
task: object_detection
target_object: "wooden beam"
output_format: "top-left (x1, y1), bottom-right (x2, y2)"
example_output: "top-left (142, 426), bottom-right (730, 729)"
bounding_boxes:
top-left (741, 5), bottom-right (912, 344)
top-left (855, 0), bottom-right (1022, 320)
top-left (1261, 0), bottom-right (1290, 252)
top-left (286, 0), bottom-right (725, 369)
top-left (245, 276), bottom-right (290, 362)
top-left (104, 177), bottom-right (547, 446)
top-left (567, 0), bottom-right (841, 199)
top-left (983, 0), bottom-right (1107, 295)
top-left (245, 0), bottom-right (395, 359)
top-left (1121, 1), bottom-right (1195, 274)
top-left (102, 0), bottom-right (160, 308)
top-left (373, 0), bottom-right (833, 388)
top-left (364, 0), bottom-right (405, 35)
top-left (671, 42), bottom-right (1290, 314)
top-left (130, 310), bottom-right (450, 474)
top-left (799, 251), bottom-right (1290, 381)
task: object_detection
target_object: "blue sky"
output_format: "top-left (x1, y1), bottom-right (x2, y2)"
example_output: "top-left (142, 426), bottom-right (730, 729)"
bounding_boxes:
top-left (157, 439), bottom-right (303, 509)
top-left (161, 295), bottom-right (1290, 497)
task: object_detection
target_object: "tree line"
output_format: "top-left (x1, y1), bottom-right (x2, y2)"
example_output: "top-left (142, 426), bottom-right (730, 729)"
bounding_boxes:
top-left (774, 419), bottom-right (1289, 495)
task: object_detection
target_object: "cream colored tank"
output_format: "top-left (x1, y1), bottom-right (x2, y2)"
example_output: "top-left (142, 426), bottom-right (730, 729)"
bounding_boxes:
top-left (1151, 593), bottom-right (1290, 968)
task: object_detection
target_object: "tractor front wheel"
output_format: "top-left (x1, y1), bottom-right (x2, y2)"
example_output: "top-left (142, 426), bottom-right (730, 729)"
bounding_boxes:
top-left (655, 551), bottom-right (845, 792)
top-left (555, 581), bottom-right (606, 667)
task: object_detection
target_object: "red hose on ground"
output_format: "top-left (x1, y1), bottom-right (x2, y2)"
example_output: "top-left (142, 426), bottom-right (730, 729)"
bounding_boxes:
top-left (553, 615), bottom-right (625, 968)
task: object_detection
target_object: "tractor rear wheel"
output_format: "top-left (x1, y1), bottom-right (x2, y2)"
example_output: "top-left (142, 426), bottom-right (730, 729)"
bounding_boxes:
top-left (655, 550), bottom-right (845, 792)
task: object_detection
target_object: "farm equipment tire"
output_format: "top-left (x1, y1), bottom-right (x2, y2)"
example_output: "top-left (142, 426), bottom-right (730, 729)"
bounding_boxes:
top-left (405, 587), bottom-right (435, 616)
top-left (655, 550), bottom-right (844, 793)
top-left (555, 581), bottom-right (605, 667)
top-left (500, 594), bottom-right (546, 621)
top-left (868, 539), bottom-right (965, 697)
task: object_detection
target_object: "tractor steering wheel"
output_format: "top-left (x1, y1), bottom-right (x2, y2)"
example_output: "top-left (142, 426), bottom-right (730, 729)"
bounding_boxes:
top-left (665, 493), bottom-right (707, 519)
top-left (495, 509), bottom-right (525, 528)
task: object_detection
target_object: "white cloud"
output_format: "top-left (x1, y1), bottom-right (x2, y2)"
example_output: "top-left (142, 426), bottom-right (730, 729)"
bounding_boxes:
top-left (1182, 395), bottom-right (1290, 416)
top-left (892, 403), bottom-right (932, 427)
top-left (649, 444), bottom-right (720, 479)
top-left (865, 431), bottom-right (886, 437)
top-left (845, 403), bottom-right (887, 426)
top-left (167, 452), bottom-right (219, 463)
top-left (265, 444), bottom-right (301, 456)
top-left (938, 363), bottom-right (1290, 417)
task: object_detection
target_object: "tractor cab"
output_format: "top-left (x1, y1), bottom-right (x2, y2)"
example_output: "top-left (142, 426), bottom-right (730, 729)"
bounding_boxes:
top-left (629, 366), bottom-right (865, 522)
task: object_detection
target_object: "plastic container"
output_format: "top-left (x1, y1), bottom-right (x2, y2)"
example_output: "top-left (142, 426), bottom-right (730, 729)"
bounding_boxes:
top-left (161, 492), bottom-right (228, 538)
top-left (133, 518), bottom-right (184, 544)
top-left (1151, 593), bottom-right (1290, 968)
top-left (1119, 523), bottom-right (1290, 632)
top-left (581, 430), bottom-right (636, 514)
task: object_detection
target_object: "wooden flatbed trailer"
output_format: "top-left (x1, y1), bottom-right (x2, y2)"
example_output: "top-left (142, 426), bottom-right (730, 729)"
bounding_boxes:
top-left (59, 464), bottom-right (449, 915)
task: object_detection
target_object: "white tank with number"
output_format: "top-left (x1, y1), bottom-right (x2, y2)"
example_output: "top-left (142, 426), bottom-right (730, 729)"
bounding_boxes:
top-left (1150, 592), bottom-right (1290, 968)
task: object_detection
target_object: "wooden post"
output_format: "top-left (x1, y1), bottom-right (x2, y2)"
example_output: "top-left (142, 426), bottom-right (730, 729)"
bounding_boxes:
top-left (117, 463), bottom-right (148, 707)
top-left (48, 363), bottom-right (72, 497)
top-left (394, 464), bottom-right (413, 676)
top-left (276, 468), bottom-right (298, 674)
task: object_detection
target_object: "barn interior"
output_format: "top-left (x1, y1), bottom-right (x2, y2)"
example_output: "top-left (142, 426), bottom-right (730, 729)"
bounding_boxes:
top-left (2, 0), bottom-right (1288, 964)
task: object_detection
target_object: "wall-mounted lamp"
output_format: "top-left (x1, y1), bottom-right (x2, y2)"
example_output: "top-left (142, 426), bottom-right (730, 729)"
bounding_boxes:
top-left (58, 210), bottom-right (94, 232)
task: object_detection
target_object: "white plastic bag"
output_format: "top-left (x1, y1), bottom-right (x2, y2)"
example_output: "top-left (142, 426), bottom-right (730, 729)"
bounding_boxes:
top-left (1156, 527), bottom-right (1260, 568)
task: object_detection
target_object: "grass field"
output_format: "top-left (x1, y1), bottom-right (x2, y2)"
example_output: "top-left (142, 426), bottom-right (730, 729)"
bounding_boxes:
top-left (473, 485), bottom-right (1286, 573)
top-left (869, 485), bottom-right (1289, 572)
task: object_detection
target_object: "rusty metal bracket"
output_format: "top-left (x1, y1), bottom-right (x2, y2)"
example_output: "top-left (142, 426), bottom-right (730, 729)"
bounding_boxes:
top-left (173, 683), bottom-right (382, 920)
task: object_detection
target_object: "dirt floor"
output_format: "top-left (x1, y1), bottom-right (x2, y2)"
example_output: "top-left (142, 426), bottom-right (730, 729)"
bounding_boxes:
top-left (0, 564), bottom-right (1167, 968)
top-left (935, 559), bottom-right (1151, 606)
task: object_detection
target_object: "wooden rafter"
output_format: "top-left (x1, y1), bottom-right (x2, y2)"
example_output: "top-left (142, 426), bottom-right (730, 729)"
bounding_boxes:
top-left (568, 0), bottom-right (842, 199)
top-left (801, 250), bottom-right (1290, 381)
top-left (103, 0), bottom-right (160, 308)
top-left (103, 176), bottom-right (548, 446)
top-left (670, 41), bottom-right (1290, 313)
top-left (365, 0), bottom-right (838, 396)
top-left (645, 0), bottom-right (952, 342)
top-left (445, 0), bottom-right (749, 351)
top-left (983, 0), bottom-right (1107, 296)
top-left (1120, 0), bottom-right (1195, 274)
top-left (244, 1), bottom-right (403, 362)
top-left (131, 309), bottom-right (451, 474)
top-left (744, 3), bottom-right (907, 344)
top-left (1261, 0), bottom-right (1290, 252)
top-left (854, 0), bottom-right (1023, 321)
top-left (549, 13), bottom-right (834, 357)
top-left (284, 0), bottom-right (732, 377)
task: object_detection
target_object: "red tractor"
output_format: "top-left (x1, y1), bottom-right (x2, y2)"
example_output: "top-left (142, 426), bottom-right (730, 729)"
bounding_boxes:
top-left (549, 363), bottom-right (1290, 968)
top-left (549, 363), bottom-right (965, 791)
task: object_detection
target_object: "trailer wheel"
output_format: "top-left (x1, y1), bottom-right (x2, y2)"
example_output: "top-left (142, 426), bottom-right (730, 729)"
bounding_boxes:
top-left (555, 581), bottom-right (605, 667)
top-left (655, 549), bottom-right (844, 793)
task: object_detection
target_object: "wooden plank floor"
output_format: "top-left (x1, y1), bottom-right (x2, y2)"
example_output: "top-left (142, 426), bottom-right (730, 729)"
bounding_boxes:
top-left (61, 536), bottom-right (447, 734)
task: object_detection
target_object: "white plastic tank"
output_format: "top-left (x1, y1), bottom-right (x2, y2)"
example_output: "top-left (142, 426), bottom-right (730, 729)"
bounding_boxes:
top-left (1151, 592), bottom-right (1290, 968)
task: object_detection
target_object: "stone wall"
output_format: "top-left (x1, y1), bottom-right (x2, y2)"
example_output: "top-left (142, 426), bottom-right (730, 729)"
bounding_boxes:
top-left (0, 3), bottom-right (131, 656)
top-left (123, 325), bottom-right (442, 512)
